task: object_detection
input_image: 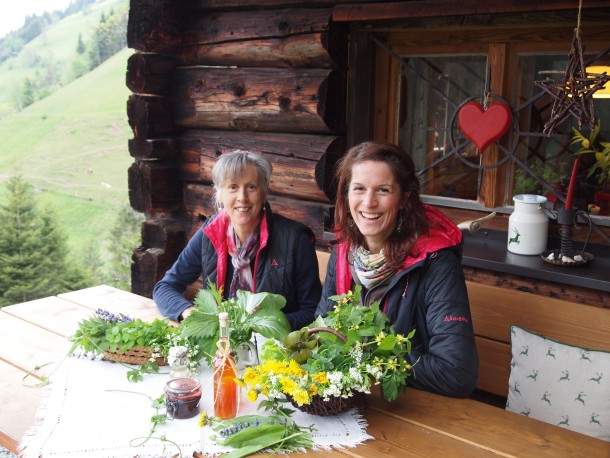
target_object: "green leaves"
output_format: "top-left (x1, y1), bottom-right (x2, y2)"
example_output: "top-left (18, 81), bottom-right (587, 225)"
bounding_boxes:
top-left (247, 309), bottom-right (290, 340)
top-left (181, 282), bottom-right (291, 366)
top-left (571, 121), bottom-right (610, 186)
top-left (209, 414), bottom-right (314, 457)
top-left (181, 308), bottom-right (219, 339)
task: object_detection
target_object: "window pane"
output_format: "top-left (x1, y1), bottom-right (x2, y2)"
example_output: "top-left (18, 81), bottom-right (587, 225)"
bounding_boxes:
top-left (396, 55), bottom-right (486, 200)
top-left (513, 52), bottom-right (610, 211)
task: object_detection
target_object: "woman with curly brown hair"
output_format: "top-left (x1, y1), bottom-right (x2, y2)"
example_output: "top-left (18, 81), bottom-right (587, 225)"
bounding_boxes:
top-left (316, 141), bottom-right (478, 397)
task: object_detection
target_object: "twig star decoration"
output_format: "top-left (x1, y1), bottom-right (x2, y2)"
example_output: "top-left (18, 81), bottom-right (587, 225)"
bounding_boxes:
top-left (535, 28), bottom-right (610, 136)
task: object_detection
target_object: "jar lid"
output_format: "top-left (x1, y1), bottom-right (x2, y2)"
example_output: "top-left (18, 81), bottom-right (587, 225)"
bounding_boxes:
top-left (513, 194), bottom-right (547, 204)
top-left (165, 377), bottom-right (201, 396)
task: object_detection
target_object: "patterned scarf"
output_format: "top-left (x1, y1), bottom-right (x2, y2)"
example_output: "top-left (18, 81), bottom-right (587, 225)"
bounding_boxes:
top-left (351, 244), bottom-right (396, 290)
top-left (227, 224), bottom-right (260, 298)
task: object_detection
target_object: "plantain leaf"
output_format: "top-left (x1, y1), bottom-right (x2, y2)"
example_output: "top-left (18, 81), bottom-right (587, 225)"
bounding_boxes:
top-left (247, 310), bottom-right (290, 340)
top-left (237, 290), bottom-right (286, 314)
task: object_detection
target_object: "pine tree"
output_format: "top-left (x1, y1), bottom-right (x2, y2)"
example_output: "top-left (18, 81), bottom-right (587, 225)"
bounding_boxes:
top-left (0, 176), bottom-right (88, 307)
top-left (76, 33), bottom-right (86, 55)
top-left (105, 206), bottom-right (144, 292)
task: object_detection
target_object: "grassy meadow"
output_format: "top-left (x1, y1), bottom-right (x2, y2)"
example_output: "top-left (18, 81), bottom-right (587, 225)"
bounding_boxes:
top-left (0, 40), bottom-right (135, 265)
top-left (0, 0), bottom-right (128, 115)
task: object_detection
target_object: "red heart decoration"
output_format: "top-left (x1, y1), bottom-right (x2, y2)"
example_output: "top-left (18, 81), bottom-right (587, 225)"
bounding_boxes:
top-left (458, 101), bottom-right (512, 153)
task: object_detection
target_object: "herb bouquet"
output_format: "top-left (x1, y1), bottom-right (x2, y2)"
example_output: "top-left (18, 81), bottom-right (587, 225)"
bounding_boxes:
top-left (241, 286), bottom-right (416, 416)
top-left (68, 309), bottom-right (201, 382)
top-left (180, 283), bottom-right (291, 367)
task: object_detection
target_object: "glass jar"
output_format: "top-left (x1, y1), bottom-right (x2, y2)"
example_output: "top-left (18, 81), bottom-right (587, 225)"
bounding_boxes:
top-left (164, 377), bottom-right (201, 419)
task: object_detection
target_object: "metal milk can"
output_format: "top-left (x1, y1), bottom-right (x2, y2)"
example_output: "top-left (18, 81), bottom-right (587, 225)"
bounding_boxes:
top-left (507, 194), bottom-right (548, 255)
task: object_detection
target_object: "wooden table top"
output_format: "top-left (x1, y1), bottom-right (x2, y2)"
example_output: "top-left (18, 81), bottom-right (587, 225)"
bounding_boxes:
top-left (1, 285), bottom-right (608, 457)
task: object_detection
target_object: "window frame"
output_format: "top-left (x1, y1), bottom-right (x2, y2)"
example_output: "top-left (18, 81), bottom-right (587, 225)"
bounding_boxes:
top-left (347, 15), bottom-right (610, 217)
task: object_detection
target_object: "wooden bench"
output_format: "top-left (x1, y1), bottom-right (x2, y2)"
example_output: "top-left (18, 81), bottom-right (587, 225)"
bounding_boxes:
top-left (468, 282), bottom-right (610, 398)
top-left (315, 250), bottom-right (610, 401)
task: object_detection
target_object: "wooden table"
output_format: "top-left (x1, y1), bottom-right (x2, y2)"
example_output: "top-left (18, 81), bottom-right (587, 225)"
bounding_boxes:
top-left (1, 285), bottom-right (608, 457)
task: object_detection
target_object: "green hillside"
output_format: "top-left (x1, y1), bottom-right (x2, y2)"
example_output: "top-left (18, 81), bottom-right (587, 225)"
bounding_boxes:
top-left (0, 0), bottom-right (128, 117)
top-left (0, 45), bottom-right (135, 260)
top-left (0, 32), bottom-right (137, 267)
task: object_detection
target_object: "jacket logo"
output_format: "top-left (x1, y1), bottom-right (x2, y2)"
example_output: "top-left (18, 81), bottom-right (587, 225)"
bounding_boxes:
top-left (444, 315), bottom-right (469, 324)
top-left (271, 259), bottom-right (279, 267)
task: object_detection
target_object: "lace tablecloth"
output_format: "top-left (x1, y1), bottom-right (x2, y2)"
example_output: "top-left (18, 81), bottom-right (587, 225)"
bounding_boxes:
top-left (19, 355), bottom-right (372, 457)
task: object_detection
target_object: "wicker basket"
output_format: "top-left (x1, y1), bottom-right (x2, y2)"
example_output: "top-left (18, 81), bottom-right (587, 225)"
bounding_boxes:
top-left (289, 391), bottom-right (367, 416)
top-left (103, 346), bottom-right (168, 366)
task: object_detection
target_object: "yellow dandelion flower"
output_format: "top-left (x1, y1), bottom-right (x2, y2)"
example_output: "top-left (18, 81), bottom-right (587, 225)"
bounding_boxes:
top-left (247, 389), bottom-right (259, 402)
top-left (242, 368), bottom-right (260, 386)
top-left (288, 360), bottom-right (305, 377)
top-left (198, 411), bottom-right (208, 428)
top-left (234, 377), bottom-right (246, 388)
top-left (292, 388), bottom-right (310, 406)
top-left (313, 372), bottom-right (328, 384)
top-left (308, 383), bottom-right (319, 396)
top-left (280, 376), bottom-right (298, 393)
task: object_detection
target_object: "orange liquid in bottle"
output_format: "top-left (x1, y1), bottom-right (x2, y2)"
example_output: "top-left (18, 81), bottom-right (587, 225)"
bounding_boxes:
top-left (213, 312), bottom-right (239, 420)
top-left (213, 366), bottom-right (238, 419)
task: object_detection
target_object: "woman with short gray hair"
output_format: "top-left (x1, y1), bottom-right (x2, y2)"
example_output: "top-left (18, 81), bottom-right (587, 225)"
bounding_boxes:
top-left (154, 149), bottom-right (321, 330)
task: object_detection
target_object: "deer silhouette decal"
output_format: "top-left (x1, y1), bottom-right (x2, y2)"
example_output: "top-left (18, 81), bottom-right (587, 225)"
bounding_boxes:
top-left (508, 228), bottom-right (521, 245)
top-left (558, 370), bottom-right (570, 382)
top-left (590, 413), bottom-right (602, 426)
top-left (541, 391), bottom-right (552, 405)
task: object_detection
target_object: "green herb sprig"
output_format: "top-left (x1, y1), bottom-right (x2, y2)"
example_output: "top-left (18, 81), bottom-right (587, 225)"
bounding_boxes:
top-left (200, 411), bottom-right (314, 458)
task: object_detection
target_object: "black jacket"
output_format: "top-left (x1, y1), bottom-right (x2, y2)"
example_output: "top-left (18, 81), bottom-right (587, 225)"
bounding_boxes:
top-left (154, 206), bottom-right (321, 330)
top-left (316, 206), bottom-right (479, 398)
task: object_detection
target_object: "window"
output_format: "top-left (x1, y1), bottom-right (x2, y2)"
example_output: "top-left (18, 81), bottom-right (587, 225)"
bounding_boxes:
top-left (350, 13), bottom-right (610, 216)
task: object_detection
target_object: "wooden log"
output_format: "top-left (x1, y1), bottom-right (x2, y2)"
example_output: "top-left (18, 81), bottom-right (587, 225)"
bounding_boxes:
top-left (132, 218), bottom-right (187, 298)
top-left (127, 94), bottom-right (177, 139)
top-left (177, 130), bottom-right (345, 202)
top-left (126, 52), bottom-right (175, 95)
top-left (128, 161), bottom-right (181, 213)
top-left (187, 0), bottom-right (371, 8)
top-left (128, 137), bottom-right (178, 161)
top-left (179, 33), bottom-right (337, 69)
top-left (183, 8), bottom-right (333, 46)
top-left (183, 183), bottom-right (332, 247)
top-left (332, 0), bottom-right (610, 22)
top-left (177, 8), bottom-right (347, 69)
top-left (131, 247), bottom-right (175, 298)
top-left (141, 218), bottom-right (186, 251)
top-left (171, 67), bottom-right (345, 133)
top-left (127, 0), bottom-right (186, 53)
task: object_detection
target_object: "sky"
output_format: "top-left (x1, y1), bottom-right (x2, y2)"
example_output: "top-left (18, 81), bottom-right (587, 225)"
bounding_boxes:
top-left (0, 1), bottom-right (75, 39)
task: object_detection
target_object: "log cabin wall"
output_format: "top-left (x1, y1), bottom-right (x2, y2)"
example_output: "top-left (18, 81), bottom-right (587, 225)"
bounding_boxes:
top-left (126, 0), bottom-right (362, 297)
top-left (126, 0), bottom-right (610, 310)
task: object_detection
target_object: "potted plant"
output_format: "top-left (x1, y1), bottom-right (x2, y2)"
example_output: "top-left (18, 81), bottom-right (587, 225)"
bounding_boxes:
top-left (180, 282), bottom-right (291, 367)
top-left (240, 286), bottom-right (416, 416)
top-left (571, 121), bottom-right (610, 214)
top-left (68, 309), bottom-right (201, 382)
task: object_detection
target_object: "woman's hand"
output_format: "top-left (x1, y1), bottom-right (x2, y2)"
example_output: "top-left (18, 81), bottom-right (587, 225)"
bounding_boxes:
top-left (180, 306), bottom-right (196, 321)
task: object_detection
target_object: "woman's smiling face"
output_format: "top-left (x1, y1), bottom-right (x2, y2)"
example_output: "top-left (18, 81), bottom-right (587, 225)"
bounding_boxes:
top-left (219, 164), bottom-right (265, 241)
top-left (348, 160), bottom-right (403, 253)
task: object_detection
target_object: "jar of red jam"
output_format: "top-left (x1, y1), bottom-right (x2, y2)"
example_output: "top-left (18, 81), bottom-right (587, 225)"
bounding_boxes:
top-left (164, 377), bottom-right (201, 419)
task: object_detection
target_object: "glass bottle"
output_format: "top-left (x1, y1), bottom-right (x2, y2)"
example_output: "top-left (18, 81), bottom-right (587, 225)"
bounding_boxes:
top-left (213, 312), bottom-right (239, 419)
